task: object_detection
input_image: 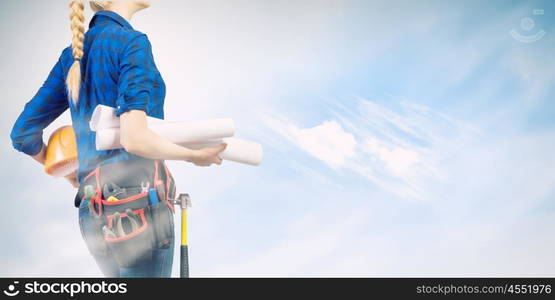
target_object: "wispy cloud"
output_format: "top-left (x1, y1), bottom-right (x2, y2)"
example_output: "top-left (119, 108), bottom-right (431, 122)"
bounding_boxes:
top-left (260, 97), bottom-right (479, 200)
top-left (199, 128), bottom-right (555, 276)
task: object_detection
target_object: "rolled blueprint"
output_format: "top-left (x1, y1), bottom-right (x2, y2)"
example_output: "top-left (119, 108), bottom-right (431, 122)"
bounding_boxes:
top-left (92, 104), bottom-right (262, 166)
top-left (90, 104), bottom-right (163, 131)
top-left (96, 119), bottom-right (235, 150)
top-left (97, 129), bottom-right (262, 166)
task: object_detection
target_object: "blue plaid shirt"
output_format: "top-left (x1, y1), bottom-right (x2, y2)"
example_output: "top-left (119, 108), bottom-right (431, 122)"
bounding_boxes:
top-left (10, 10), bottom-right (166, 183)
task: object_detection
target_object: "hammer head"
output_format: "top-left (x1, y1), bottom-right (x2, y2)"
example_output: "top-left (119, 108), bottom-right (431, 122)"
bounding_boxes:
top-left (171, 193), bottom-right (192, 209)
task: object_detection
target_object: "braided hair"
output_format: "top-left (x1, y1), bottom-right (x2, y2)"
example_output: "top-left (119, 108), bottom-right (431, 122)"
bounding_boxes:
top-left (66, 0), bottom-right (85, 104)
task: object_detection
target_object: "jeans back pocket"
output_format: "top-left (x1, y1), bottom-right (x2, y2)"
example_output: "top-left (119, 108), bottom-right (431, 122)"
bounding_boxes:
top-left (103, 208), bottom-right (154, 268)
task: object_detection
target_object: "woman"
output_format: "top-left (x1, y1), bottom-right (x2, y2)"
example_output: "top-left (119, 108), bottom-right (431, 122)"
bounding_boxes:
top-left (9, 0), bottom-right (226, 277)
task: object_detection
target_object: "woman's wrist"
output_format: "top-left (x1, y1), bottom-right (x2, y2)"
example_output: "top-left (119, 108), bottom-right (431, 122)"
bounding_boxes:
top-left (31, 143), bottom-right (47, 165)
top-left (182, 148), bottom-right (198, 162)
top-left (64, 172), bottom-right (77, 182)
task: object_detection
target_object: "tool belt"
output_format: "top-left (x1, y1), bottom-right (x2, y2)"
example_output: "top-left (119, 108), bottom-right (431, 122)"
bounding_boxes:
top-left (76, 159), bottom-right (176, 268)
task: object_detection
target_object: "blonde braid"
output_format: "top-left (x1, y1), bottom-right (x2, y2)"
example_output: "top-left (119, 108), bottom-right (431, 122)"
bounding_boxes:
top-left (67, 0), bottom-right (85, 104)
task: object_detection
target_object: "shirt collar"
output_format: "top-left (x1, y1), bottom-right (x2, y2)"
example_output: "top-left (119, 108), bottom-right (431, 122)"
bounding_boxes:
top-left (89, 10), bottom-right (134, 30)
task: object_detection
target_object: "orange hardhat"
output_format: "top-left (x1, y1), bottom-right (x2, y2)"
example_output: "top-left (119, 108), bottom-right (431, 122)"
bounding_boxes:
top-left (44, 125), bottom-right (79, 177)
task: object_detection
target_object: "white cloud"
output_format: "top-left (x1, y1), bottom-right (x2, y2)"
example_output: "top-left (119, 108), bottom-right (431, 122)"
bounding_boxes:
top-left (260, 115), bottom-right (357, 168)
top-left (350, 98), bottom-right (480, 200)
top-left (363, 136), bottom-right (420, 179)
top-left (288, 121), bottom-right (357, 168)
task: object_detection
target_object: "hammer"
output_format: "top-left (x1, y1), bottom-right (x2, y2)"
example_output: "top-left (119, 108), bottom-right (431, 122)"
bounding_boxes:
top-left (171, 193), bottom-right (192, 278)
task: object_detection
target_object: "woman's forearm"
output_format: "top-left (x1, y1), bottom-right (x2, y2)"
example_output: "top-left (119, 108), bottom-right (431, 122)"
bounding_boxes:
top-left (122, 127), bottom-right (198, 161)
top-left (119, 109), bottom-right (198, 161)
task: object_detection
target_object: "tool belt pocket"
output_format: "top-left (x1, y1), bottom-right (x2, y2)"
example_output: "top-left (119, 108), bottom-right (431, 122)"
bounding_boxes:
top-left (101, 191), bottom-right (150, 216)
top-left (149, 201), bottom-right (174, 249)
top-left (103, 207), bottom-right (154, 268)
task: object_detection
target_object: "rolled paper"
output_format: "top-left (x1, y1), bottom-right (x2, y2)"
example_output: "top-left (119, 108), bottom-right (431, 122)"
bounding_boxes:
top-left (90, 104), bottom-right (164, 131)
top-left (92, 104), bottom-right (262, 166)
top-left (95, 118), bottom-right (236, 150)
top-left (96, 130), bottom-right (262, 166)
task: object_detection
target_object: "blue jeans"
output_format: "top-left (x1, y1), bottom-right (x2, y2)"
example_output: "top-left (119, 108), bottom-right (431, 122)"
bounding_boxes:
top-left (78, 199), bottom-right (174, 277)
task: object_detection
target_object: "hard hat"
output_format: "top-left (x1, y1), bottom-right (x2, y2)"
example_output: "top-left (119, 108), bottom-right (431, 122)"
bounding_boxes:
top-left (44, 125), bottom-right (79, 177)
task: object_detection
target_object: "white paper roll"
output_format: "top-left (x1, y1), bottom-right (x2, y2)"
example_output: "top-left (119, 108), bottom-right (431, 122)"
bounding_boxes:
top-left (92, 104), bottom-right (262, 166)
top-left (96, 129), bottom-right (262, 166)
top-left (90, 104), bottom-right (163, 131)
top-left (96, 118), bottom-right (236, 150)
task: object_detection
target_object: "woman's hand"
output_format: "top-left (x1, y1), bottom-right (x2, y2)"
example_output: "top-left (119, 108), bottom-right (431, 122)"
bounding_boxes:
top-left (189, 143), bottom-right (227, 167)
top-left (64, 172), bottom-right (80, 188)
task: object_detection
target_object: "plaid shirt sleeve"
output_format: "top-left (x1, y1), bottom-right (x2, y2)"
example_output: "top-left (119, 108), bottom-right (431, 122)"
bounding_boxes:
top-left (115, 34), bottom-right (159, 117)
top-left (10, 54), bottom-right (69, 156)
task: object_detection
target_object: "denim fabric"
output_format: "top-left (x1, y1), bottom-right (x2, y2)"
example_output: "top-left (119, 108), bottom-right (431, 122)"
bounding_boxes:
top-left (78, 199), bottom-right (174, 278)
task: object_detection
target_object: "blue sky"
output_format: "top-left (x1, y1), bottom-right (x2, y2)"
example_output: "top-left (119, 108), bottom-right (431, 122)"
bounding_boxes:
top-left (1, 0), bottom-right (554, 276)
